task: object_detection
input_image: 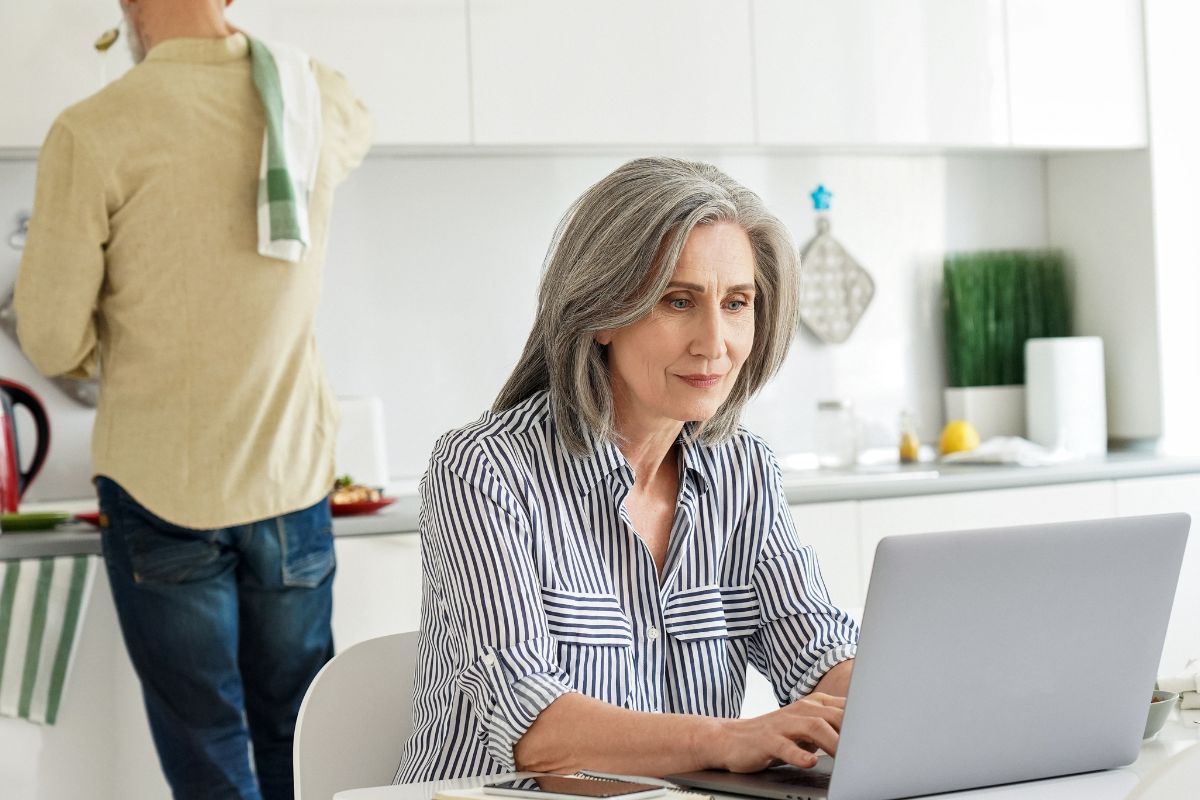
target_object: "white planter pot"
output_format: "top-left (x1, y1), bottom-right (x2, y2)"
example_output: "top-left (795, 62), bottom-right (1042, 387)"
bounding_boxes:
top-left (943, 385), bottom-right (1026, 441)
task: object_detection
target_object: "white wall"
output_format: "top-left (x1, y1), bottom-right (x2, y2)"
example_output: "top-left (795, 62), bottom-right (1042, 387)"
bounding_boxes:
top-left (1143, 0), bottom-right (1200, 456)
top-left (0, 151), bottom-right (1047, 500)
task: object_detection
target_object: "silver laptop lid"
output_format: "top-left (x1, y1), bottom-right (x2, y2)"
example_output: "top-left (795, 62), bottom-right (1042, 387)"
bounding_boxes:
top-left (829, 513), bottom-right (1190, 800)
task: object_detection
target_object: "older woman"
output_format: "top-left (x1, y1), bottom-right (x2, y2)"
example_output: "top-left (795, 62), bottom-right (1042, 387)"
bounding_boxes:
top-left (397, 158), bottom-right (859, 783)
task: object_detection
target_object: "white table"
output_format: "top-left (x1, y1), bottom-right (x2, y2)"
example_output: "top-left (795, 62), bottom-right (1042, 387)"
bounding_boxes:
top-left (336, 716), bottom-right (1200, 800)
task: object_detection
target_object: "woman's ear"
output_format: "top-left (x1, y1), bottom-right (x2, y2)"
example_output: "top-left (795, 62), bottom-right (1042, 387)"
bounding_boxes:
top-left (594, 331), bottom-right (612, 346)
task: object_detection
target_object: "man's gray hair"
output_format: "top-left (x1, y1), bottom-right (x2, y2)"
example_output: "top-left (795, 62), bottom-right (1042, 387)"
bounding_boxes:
top-left (494, 157), bottom-right (800, 454)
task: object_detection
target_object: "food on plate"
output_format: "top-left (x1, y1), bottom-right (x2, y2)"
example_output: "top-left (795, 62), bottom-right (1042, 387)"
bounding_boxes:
top-left (330, 475), bottom-right (382, 505)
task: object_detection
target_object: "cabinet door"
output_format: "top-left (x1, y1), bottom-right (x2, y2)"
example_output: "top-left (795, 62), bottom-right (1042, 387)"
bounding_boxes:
top-left (753, 0), bottom-right (1009, 146)
top-left (332, 533), bottom-right (423, 648)
top-left (858, 482), bottom-right (1116, 591)
top-left (1115, 475), bottom-right (1200, 675)
top-left (790, 502), bottom-right (862, 609)
top-left (469, 0), bottom-right (755, 145)
top-left (227, 0), bottom-right (471, 145)
top-left (1006, 0), bottom-right (1146, 148)
top-left (0, 2), bottom-right (136, 148)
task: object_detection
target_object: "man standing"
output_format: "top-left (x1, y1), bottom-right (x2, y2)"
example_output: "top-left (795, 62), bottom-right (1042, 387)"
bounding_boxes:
top-left (15, 1), bottom-right (370, 797)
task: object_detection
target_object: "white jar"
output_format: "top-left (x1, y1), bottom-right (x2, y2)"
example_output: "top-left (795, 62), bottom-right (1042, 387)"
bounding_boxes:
top-left (816, 399), bottom-right (859, 469)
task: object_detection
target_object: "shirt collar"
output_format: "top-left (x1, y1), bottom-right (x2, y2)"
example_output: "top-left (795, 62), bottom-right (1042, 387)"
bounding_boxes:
top-left (145, 33), bottom-right (250, 65)
top-left (563, 417), bottom-right (712, 498)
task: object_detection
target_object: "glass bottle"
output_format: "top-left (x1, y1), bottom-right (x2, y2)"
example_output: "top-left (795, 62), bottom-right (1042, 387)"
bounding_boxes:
top-left (899, 410), bottom-right (921, 463)
top-left (816, 399), bottom-right (859, 469)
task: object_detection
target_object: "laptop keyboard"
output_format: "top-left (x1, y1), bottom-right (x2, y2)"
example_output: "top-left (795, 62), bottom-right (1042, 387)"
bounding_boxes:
top-left (769, 771), bottom-right (832, 790)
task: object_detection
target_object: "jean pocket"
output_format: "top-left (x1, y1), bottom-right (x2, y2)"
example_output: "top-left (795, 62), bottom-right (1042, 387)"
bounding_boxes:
top-left (108, 494), bottom-right (222, 584)
top-left (277, 499), bottom-right (335, 589)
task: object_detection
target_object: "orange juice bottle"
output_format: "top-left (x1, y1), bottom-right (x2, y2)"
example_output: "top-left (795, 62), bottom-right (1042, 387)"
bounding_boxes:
top-left (899, 411), bottom-right (920, 463)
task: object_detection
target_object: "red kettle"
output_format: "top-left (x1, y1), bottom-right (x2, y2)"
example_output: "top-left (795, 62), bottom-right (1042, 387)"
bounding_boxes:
top-left (0, 379), bottom-right (51, 514)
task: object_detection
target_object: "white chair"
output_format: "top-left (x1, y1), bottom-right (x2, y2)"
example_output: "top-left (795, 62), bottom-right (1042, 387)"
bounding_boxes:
top-left (1124, 742), bottom-right (1200, 800)
top-left (294, 631), bottom-right (421, 800)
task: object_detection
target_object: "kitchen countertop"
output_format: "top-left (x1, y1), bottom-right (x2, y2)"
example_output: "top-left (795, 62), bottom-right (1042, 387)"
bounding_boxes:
top-left (4, 453), bottom-right (1199, 561)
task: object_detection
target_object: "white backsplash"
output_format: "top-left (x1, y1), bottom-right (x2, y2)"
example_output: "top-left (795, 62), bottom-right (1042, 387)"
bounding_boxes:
top-left (0, 151), bottom-right (1047, 501)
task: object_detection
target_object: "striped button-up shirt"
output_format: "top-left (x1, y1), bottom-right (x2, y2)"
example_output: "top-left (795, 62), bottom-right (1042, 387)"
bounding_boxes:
top-left (396, 391), bottom-right (859, 783)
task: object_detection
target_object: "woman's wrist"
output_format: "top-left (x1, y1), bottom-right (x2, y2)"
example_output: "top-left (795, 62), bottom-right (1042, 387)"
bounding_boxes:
top-left (690, 714), bottom-right (733, 771)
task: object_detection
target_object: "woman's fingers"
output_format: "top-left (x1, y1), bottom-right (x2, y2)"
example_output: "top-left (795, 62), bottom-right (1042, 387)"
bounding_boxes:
top-left (783, 700), bottom-right (844, 732)
top-left (773, 739), bottom-right (821, 770)
top-left (781, 716), bottom-right (840, 757)
top-left (804, 692), bottom-right (846, 709)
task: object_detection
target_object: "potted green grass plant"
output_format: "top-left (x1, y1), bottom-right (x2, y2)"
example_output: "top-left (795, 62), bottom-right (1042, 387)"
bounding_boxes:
top-left (942, 249), bottom-right (1071, 439)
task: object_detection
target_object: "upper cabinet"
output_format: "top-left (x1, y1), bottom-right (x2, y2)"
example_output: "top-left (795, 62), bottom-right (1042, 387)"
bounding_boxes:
top-left (0, 0), bottom-right (1149, 151)
top-left (1006, 0), bottom-right (1146, 149)
top-left (754, 0), bottom-right (1010, 147)
top-left (227, 0), bottom-right (471, 145)
top-left (0, 1), bottom-right (135, 149)
top-left (468, 0), bottom-right (755, 145)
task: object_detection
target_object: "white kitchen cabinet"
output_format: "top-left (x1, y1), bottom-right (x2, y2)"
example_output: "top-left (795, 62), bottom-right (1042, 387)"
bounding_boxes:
top-left (226, 0), bottom-right (472, 145)
top-left (753, 0), bottom-right (1009, 147)
top-left (468, 0), bottom-right (755, 145)
top-left (1006, 0), bottom-right (1146, 148)
top-left (790, 501), bottom-right (862, 609)
top-left (857, 482), bottom-right (1116, 592)
top-left (1114, 475), bottom-right (1200, 675)
top-left (0, 1), bottom-right (135, 148)
top-left (333, 533), bottom-right (423, 648)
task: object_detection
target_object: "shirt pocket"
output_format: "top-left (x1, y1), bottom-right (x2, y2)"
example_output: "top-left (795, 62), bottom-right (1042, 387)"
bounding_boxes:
top-left (663, 584), bottom-right (761, 642)
top-left (541, 587), bottom-right (633, 706)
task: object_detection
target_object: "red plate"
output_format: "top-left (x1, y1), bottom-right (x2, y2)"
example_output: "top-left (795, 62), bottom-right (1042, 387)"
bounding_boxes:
top-left (75, 511), bottom-right (102, 527)
top-left (330, 497), bottom-right (396, 517)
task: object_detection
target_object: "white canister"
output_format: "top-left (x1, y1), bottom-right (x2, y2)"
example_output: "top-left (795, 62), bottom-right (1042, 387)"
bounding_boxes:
top-left (1024, 337), bottom-right (1107, 457)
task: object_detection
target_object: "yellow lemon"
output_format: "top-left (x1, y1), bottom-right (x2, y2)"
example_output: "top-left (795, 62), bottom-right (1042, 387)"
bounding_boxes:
top-left (939, 420), bottom-right (980, 455)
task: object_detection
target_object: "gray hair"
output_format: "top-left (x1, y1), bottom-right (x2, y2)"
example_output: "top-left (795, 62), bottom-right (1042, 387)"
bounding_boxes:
top-left (494, 157), bottom-right (800, 455)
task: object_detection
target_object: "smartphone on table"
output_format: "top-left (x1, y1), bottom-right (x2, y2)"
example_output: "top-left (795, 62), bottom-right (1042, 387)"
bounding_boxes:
top-left (482, 775), bottom-right (667, 800)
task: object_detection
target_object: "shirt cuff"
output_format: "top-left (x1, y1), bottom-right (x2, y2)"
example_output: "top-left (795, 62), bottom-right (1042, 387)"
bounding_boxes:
top-left (788, 643), bottom-right (858, 701)
top-left (455, 637), bottom-right (575, 770)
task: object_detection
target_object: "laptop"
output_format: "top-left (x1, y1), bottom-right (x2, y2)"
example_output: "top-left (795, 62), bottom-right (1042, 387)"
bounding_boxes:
top-left (669, 513), bottom-right (1190, 800)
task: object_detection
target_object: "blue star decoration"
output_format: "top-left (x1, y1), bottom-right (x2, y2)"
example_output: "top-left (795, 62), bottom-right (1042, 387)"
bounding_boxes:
top-left (810, 184), bottom-right (832, 211)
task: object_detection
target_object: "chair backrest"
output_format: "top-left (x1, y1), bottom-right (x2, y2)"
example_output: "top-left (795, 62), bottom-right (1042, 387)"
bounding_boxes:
top-left (1124, 742), bottom-right (1200, 800)
top-left (294, 631), bottom-right (421, 800)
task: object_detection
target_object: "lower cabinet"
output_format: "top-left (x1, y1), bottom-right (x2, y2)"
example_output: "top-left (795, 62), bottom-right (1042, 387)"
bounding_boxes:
top-left (1114, 475), bottom-right (1200, 674)
top-left (332, 533), bottom-right (424, 648)
top-left (856, 481), bottom-right (1118, 603)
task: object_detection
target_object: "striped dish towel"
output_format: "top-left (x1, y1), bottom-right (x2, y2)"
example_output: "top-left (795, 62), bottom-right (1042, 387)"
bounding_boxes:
top-left (0, 556), bottom-right (97, 725)
top-left (248, 36), bottom-right (323, 263)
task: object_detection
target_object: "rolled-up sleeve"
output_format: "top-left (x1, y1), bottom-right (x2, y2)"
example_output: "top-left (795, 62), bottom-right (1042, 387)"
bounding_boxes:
top-left (420, 449), bottom-right (575, 769)
top-left (747, 461), bottom-right (860, 704)
top-left (14, 119), bottom-right (107, 379)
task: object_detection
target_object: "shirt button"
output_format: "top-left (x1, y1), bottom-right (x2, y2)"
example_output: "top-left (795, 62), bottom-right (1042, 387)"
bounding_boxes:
top-left (647, 626), bottom-right (660, 641)
top-left (482, 653), bottom-right (497, 667)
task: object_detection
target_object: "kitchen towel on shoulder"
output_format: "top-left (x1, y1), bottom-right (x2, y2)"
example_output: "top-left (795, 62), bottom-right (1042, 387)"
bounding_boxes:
top-left (248, 36), bottom-right (323, 263)
top-left (0, 555), bottom-right (97, 725)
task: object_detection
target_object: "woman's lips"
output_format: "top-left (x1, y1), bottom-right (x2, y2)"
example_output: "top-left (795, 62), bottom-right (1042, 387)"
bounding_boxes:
top-left (678, 374), bottom-right (722, 389)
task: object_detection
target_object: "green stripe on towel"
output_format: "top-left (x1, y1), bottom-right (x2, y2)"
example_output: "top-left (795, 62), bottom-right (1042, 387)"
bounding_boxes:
top-left (0, 561), bottom-right (20, 687)
top-left (18, 558), bottom-right (54, 718)
top-left (45, 557), bottom-right (89, 724)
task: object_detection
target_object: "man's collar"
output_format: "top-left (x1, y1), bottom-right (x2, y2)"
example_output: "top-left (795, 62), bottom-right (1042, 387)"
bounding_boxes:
top-left (145, 32), bottom-right (249, 65)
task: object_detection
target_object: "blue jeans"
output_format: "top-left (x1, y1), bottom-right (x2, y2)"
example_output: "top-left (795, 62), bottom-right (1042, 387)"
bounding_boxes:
top-left (97, 477), bottom-right (335, 800)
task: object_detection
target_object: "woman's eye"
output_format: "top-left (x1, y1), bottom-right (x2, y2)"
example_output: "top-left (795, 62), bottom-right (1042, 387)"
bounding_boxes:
top-left (727, 300), bottom-right (749, 311)
top-left (668, 298), bottom-right (691, 310)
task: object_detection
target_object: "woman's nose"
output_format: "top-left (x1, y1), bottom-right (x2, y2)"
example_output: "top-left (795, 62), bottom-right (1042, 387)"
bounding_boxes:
top-left (690, 305), bottom-right (727, 360)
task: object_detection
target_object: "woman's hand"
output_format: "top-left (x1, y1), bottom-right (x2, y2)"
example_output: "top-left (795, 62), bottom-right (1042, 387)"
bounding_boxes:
top-left (708, 693), bottom-right (845, 773)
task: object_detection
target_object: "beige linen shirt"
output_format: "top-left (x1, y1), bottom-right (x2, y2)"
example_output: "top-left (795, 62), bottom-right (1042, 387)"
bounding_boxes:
top-left (15, 33), bottom-right (371, 528)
